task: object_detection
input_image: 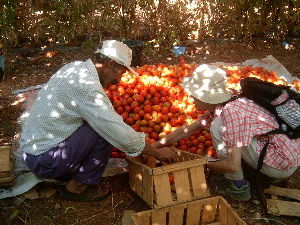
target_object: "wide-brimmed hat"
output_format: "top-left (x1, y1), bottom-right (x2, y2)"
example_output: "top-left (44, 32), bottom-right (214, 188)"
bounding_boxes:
top-left (96, 40), bottom-right (138, 77)
top-left (182, 64), bottom-right (232, 104)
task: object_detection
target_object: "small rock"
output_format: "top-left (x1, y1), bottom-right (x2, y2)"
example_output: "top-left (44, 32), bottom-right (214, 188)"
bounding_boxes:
top-left (122, 210), bottom-right (135, 225)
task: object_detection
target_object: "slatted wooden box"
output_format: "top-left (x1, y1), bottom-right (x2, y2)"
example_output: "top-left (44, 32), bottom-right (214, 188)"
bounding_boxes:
top-left (126, 149), bottom-right (210, 209)
top-left (0, 146), bottom-right (15, 187)
top-left (131, 196), bottom-right (247, 225)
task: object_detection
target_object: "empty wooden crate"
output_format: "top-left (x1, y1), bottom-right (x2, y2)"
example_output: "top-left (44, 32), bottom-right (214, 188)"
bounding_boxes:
top-left (0, 146), bottom-right (15, 187)
top-left (126, 149), bottom-right (210, 209)
top-left (131, 196), bottom-right (247, 225)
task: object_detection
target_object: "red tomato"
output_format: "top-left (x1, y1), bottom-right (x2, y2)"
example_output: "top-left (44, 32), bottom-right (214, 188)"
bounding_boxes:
top-left (112, 147), bottom-right (119, 152)
top-left (152, 105), bottom-right (161, 112)
top-left (204, 133), bottom-right (212, 141)
top-left (131, 113), bottom-right (140, 121)
top-left (144, 113), bottom-right (152, 121)
top-left (196, 149), bottom-right (204, 156)
top-left (131, 101), bottom-right (139, 109)
top-left (197, 135), bottom-right (206, 143)
top-left (144, 105), bottom-right (153, 113)
top-left (204, 141), bottom-right (213, 147)
top-left (160, 89), bottom-right (168, 97)
top-left (160, 97), bottom-right (167, 103)
top-left (111, 152), bottom-right (120, 158)
top-left (124, 105), bottom-right (131, 112)
top-left (140, 119), bottom-right (148, 126)
top-left (140, 126), bottom-right (148, 133)
top-left (109, 84), bottom-right (117, 91)
top-left (169, 175), bottom-right (175, 185)
top-left (197, 143), bottom-right (205, 151)
top-left (170, 117), bottom-right (178, 127)
top-left (117, 86), bottom-right (125, 94)
top-left (161, 107), bottom-right (169, 114)
top-left (179, 145), bottom-right (188, 151)
top-left (154, 116), bottom-right (162, 124)
top-left (138, 110), bottom-right (145, 117)
top-left (154, 92), bottom-right (161, 98)
top-left (136, 95), bottom-right (145, 103)
top-left (140, 90), bottom-right (148, 97)
top-left (133, 107), bottom-right (141, 114)
top-left (185, 140), bottom-right (193, 147)
top-left (121, 112), bottom-right (129, 121)
top-left (192, 139), bottom-right (199, 146)
top-left (149, 87), bottom-right (157, 95)
top-left (148, 120), bottom-right (155, 127)
top-left (206, 146), bottom-right (216, 157)
top-left (149, 132), bottom-right (159, 140)
top-left (153, 125), bottom-right (161, 133)
top-left (126, 88), bottom-right (134, 95)
top-left (119, 152), bottom-right (126, 158)
top-left (178, 139), bottom-right (185, 146)
top-left (113, 100), bottom-right (122, 108)
top-left (189, 147), bottom-right (197, 154)
top-left (126, 117), bottom-right (135, 125)
top-left (177, 115), bottom-right (186, 124)
top-left (121, 99), bottom-right (128, 107)
top-left (161, 114), bottom-right (169, 122)
top-left (131, 124), bottom-right (140, 132)
top-left (117, 106), bottom-right (124, 114)
top-left (151, 97), bottom-right (160, 105)
top-left (169, 105), bottom-right (179, 113)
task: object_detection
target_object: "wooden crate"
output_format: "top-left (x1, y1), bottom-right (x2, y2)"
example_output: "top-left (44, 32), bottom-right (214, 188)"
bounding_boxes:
top-left (126, 149), bottom-right (210, 209)
top-left (132, 196), bottom-right (247, 225)
top-left (0, 146), bottom-right (15, 186)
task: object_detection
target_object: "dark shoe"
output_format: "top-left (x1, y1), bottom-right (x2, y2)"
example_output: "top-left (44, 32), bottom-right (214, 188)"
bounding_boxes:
top-left (210, 176), bottom-right (251, 201)
top-left (59, 182), bottom-right (112, 202)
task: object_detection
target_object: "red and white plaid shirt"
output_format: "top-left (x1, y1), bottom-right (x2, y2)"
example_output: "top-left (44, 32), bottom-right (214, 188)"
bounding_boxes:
top-left (221, 97), bottom-right (300, 170)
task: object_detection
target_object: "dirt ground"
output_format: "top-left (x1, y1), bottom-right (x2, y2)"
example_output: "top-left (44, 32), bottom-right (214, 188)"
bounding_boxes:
top-left (0, 39), bottom-right (300, 225)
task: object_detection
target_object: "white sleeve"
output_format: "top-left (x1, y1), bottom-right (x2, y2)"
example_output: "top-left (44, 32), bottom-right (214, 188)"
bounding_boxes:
top-left (78, 87), bottom-right (145, 157)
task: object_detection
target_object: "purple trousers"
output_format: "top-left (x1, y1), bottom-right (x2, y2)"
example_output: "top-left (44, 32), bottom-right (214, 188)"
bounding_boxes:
top-left (23, 123), bottom-right (113, 185)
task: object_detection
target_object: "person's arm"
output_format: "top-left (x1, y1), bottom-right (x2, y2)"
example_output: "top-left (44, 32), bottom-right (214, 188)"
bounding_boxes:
top-left (207, 146), bottom-right (242, 173)
top-left (142, 141), bottom-right (179, 162)
top-left (152, 121), bottom-right (202, 148)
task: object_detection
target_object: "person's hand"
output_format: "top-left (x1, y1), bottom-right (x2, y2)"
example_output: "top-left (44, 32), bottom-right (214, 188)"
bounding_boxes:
top-left (198, 111), bottom-right (214, 128)
top-left (155, 147), bottom-right (179, 163)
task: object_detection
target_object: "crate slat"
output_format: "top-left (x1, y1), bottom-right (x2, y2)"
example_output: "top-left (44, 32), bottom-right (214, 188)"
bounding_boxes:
top-left (151, 208), bottom-right (169, 225)
top-left (189, 165), bottom-right (210, 198)
top-left (173, 169), bottom-right (192, 202)
top-left (219, 198), bottom-right (228, 225)
top-left (186, 200), bottom-right (202, 225)
top-left (143, 169), bottom-right (153, 205)
top-left (201, 197), bottom-right (219, 223)
top-left (169, 203), bottom-right (186, 225)
top-left (153, 173), bottom-right (174, 206)
top-left (0, 148), bottom-right (10, 172)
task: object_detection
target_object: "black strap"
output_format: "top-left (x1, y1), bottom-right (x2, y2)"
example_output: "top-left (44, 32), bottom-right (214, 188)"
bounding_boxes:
top-left (255, 137), bottom-right (269, 215)
top-left (256, 138), bottom-right (269, 174)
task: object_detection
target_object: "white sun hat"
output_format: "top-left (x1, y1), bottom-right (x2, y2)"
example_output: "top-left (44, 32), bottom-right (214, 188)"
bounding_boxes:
top-left (96, 40), bottom-right (138, 77)
top-left (182, 64), bottom-right (232, 104)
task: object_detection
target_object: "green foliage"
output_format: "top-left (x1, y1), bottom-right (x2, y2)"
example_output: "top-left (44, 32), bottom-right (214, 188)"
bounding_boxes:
top-left (0, 0), bottom-right (299, 48)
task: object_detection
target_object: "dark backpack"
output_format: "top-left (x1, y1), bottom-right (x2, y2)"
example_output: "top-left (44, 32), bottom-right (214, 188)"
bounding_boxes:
top-left (239, 77), bottom-right (300, 139)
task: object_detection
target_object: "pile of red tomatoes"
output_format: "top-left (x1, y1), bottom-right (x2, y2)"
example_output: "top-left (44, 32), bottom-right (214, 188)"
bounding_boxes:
top-left (107, 58), bottom-right (300, 159)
